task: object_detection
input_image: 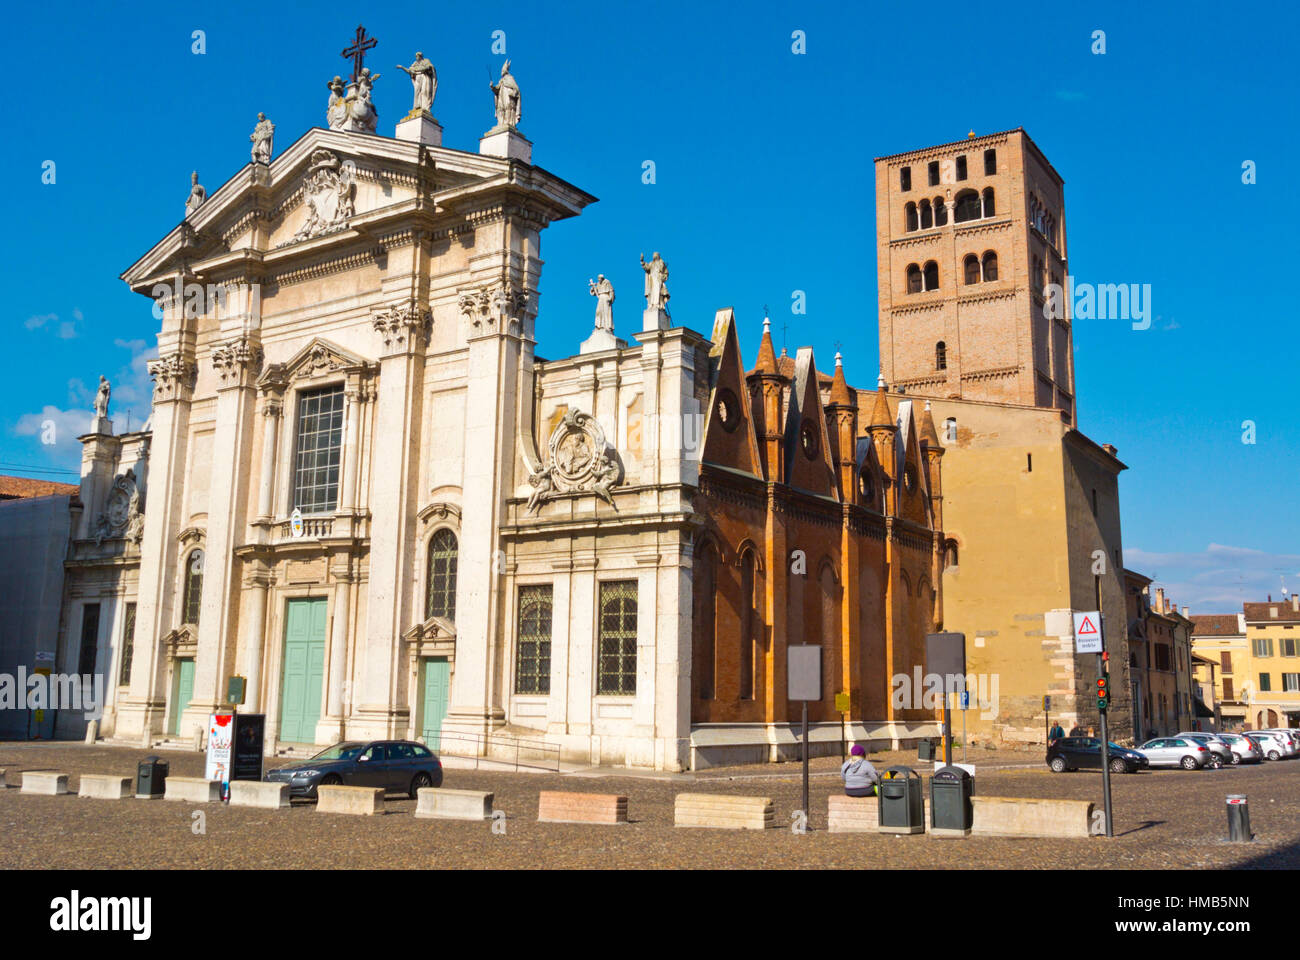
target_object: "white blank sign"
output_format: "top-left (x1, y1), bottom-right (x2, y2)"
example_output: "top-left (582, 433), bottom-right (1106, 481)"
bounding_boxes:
top-left (787, 645), bottom-right (822, 701)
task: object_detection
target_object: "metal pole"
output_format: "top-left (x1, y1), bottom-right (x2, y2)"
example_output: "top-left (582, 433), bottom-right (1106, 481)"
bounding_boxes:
top-left (943, 697), bottom-right (953, 767)
top-left (801, 699), bottom-right (810, 821)
top-left (840, 709), bottom-right (846, 762)
top-left (1098, 615), bottom-right (1114, 837)
top-left (962, 697), bottom-right (967, 765)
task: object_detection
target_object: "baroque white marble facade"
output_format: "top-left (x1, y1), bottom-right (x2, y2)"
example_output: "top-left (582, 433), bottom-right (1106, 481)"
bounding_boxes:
top-left (109, 124), bottom-right (703, 770)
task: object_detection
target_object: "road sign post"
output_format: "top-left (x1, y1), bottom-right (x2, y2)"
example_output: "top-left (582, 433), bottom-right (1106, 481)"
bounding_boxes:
top-left (1075, 610), bottom-right (1114, 838)
top-left (788, 646), bottom-right (822, 825)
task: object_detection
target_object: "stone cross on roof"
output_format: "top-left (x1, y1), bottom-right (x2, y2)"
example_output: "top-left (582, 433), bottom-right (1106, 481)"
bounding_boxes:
top-left (341, 24), bottom-right (377, 83)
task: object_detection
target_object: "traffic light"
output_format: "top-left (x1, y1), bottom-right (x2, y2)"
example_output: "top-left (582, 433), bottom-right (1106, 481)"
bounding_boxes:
top-left (1097, 675), bottom-right (1110, 711)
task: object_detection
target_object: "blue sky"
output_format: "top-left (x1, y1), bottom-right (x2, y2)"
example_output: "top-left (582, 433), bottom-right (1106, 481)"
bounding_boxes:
top-left (4, 0), bottom-right (1297, 611)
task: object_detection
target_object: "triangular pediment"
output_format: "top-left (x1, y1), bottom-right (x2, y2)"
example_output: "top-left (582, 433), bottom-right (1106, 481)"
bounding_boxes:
top-left (895, 401), bottom-right (931, 526)
top-left (259, 337), bottom-right (373, 389)
top-left (121, 126), bottom-right (597, 293)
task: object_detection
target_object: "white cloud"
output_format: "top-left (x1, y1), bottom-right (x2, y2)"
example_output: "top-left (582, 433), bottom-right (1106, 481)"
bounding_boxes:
top-left (25, 312), bottom-right (57, 330)
top-left (1125, 543), bottom-right (1300, 613)
top-left (23, 308), bottom-right (81, 339)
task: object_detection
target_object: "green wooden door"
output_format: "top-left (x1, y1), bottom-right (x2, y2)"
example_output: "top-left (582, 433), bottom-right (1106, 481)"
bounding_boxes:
top-left (279, 598), bottom-right (327, 744)
top-left (171, 659), bottom-right (195, 735)
top-left (420, 657), bottom-right (451, 748)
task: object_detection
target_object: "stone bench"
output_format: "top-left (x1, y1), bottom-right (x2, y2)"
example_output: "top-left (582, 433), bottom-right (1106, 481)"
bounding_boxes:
top-left (675, 793), bottom-right (775, 830)
top-left (827, 794), bottom-right (932, 833)
top-left (537, 791), bottom-right (628, 825)
top-left (230, 780), bottom-right (290, 809)
top-left (21, 771), bottom-right (69, 795)
top-left (971, 796), bottom-right (1094, 838)
top-left (78, 774), bottom-right (132, 800)
top-left (317, 784), bottom-right (385, 815)
top-left (416, 788), bottom-right (494, 821)
top-left (164, 777), bottom-right (222, 803)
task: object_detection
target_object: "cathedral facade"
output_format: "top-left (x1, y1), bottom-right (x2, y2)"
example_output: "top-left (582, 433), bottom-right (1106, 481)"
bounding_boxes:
top-left (67, 67), bottom-right (945, 771)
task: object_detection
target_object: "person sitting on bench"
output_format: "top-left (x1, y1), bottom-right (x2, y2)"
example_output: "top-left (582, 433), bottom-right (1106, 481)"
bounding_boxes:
top-left (841, 744), bottom-right (880, 797)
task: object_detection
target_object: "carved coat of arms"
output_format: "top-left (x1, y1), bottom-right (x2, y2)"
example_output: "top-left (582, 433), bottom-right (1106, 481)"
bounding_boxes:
top-left (289, 149), bottom-right (356, 243)
top-left (526, 408), bottom-right (623, 514)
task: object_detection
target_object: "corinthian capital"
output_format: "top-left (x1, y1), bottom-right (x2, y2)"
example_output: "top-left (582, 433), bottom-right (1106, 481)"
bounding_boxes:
top-left (147, 352), bottom-right (198, 402)
top-left (211, 335), bottom-right (264, 385)
top-left (372, 301), bottom-right (432, 355)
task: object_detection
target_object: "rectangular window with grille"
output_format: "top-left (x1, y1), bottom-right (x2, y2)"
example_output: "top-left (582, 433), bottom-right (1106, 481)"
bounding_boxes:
top-left (955, 154), bottom-right (967, 180)
top-left (899, 166), bottom-right (911, 191)
top-left (1284, 673), bottom-right (1300, 693)
top-left (515, 585), bottom-right (553, 695)
top-left (984, 148), bottom-right (997, 175)
top-left (1221, 652), bottom-right (1233, 674)
top-left (78, 603), bottom-right (100, 677)
top-left (596, 580), bottom-right (638, 696)
top-left (927, 160), bottom-right (939, 186)
top-left (1223, 678), bottom-right (1234, 700)
top-left (1283, 637), bottom-right (1297, 657)
top-left (119, 602), bottom-right (136, 685)
top-left (293, 385), bottom-right (345, 513)
top-left (1259, 672), bottom-right (1272, 692)
top-left (1253, 637), bottom-right (1274, 658)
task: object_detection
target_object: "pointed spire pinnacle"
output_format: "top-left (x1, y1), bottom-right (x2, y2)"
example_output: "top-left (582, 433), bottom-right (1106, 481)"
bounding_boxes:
top-left (868, 370), bottom-right (892, 429)
top-left (829, 351), bottom-right (851, 405)
top-left (919, 398), bottom-right (941, 447)
top-left (754, 315), bottom-right (778, 374)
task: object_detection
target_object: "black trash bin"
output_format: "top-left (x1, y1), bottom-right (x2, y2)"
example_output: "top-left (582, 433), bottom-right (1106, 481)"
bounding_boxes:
top-left (877, 765), bottom-right (925, 834)
top-left (136, 755), bottom-right (169, 799)
top-left (918, 738), bottom-right (936, 761)
top-left (930, 764), bottom-right (973, 836)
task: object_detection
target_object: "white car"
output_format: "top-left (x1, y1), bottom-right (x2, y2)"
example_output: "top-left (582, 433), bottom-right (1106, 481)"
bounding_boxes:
top-left (1259, 730), bottom-right (1300, 757)
top-left (1246, 732), bottom-right (1289, 760)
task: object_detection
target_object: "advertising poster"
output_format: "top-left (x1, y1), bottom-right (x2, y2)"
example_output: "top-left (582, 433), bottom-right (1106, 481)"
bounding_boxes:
top-left (205, 713), bottom-right (234, 797)
top-left (231, 713), bottom-right (265, 782)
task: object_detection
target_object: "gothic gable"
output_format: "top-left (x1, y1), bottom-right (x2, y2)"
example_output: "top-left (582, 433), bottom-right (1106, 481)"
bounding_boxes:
top-left (700, 308), bottom-right (762, 477)
top-left (782, 348), bottom-right (838, 498)
top-left (894, 401), bottom-right (932, 527)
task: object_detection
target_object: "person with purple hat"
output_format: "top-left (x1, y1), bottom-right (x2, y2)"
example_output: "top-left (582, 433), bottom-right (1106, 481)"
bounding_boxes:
top-left (841, 744), bottom-right (880, 798)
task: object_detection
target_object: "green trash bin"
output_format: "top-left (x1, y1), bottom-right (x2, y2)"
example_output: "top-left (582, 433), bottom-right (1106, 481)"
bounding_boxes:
top-left (930, 765), bottom-right (973, 837)
top-left (877, 765), bottom-right (925, 834)
top-left (918, 738), bottom-right (936, 761)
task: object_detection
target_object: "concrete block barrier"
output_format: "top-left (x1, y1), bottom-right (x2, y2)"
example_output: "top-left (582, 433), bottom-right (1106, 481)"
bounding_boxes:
top-left (416, 787), bottom-right (494, 820)
top-left (163, 776), bottom-right (222, 803)
top-left (78, 774), bottom-right (132, 800)
top-left (971, 796), bottom-right (1094, 838)
top-left (828, 794), bottom-right (931, 833)
top-left (229, 780), bottom-right (290, 809)
top-left (674, 793), bottom-right (775, 830)
top-left (537, 790), bottom-right (628, 824)
top-left (317, 784), bottom-right (384, 815)
top-left (21, 771), bottom-right (69, 795)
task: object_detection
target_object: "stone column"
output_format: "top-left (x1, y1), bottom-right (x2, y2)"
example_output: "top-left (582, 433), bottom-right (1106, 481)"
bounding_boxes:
top-left (117, 341), bottom-right (196, 741)
top-left (320, 568), bottom-right (352, 738)
top-left (188, 335), bottom-right (262, 734)
top-left (356, 301), bottom-right (429, 739)
top-left (242, 563), bottom-right (270, 712)
top-left (256, 398), bottom-right (282, 520)
top-left (339, 385), bottom-right (363, 513)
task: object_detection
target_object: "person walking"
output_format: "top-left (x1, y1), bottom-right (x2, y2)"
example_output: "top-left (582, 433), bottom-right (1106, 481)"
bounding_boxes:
top-left (841, 744), bottom-right (880, 798)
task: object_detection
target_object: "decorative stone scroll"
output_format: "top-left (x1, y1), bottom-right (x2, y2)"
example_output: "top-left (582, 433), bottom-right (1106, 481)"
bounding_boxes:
top-left (93, 469), bottom-right (145, 545)
top-left (458, 282), bottom-right (529, 332)
top-left (526, 408), bottom-right (623, 514)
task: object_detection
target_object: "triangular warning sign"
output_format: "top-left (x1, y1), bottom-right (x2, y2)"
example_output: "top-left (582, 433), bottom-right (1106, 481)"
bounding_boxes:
top-left (1078, 616), bottom-right (1098, 636)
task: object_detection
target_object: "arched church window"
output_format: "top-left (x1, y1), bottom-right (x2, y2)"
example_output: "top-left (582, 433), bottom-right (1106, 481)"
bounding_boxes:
top-left (183, 549), bottom-right (204, 625)
top-left (982, 250), bottom-right (998, 281)
top-left (923, 261), bottom-right (939, 291)
top-left (982, 187), bottom-right (996, 217)
top-left (426, 529), bottom-right (458, 623)
top-left (904, 203), bottom-right (918, 232)
top-left (936, 341), bottom-right (947, 370)
top-left (906, 264), bottom-right (922, 294)
top-left (964, 254), bottom-right (980, 285)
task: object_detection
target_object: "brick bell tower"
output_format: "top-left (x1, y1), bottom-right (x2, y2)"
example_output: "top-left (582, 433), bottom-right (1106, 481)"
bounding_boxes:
top-left (873, 128), bottom-right (1076, 425)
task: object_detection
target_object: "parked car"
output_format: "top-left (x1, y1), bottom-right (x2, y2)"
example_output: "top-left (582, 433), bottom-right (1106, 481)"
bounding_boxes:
top-left (1259, 730), bottom-right (1300, 757)
top-left (1215, 732), bottom-right (1263, 764)
top-left (1176, 733), bottom-right (1232, 767)
top-left (1047, 737), bottom-right (1148, 773)
top-left (1136, 737), bottom-right (1213, 769)
top-left (264, 740), bottom-right (443, 799)
top-left (1244, 732), bottom-right (1287, 761)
